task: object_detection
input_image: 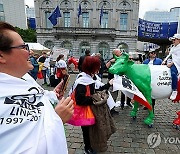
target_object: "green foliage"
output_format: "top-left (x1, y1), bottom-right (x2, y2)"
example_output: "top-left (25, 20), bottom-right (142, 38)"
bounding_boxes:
top-left (15, 27), bottom-right (37, 42)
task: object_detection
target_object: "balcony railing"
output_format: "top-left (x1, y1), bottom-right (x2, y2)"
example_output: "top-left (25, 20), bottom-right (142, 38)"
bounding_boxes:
top-left (36, 27), bottom-right (137, 40)
top-left (53, 27), bottom-right (116, 36)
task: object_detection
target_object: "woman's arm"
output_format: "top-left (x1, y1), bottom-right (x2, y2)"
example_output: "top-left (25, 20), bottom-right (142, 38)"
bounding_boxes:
top-left (98, 82), bottom-right (111, 91)
top-left (96, 78), bottom-right (113, 91)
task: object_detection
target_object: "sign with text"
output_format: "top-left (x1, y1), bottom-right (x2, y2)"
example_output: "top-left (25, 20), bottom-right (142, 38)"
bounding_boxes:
top-left (138, 18), bottom-right (178, 39)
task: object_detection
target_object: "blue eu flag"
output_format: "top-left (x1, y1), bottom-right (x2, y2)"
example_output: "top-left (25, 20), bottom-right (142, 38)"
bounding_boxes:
top-left (100, 6), bottom-right (103, 25)
top-left (78, 3), bottom-right (82, 23)
top-left (48, 6), bottom-right (61, 26)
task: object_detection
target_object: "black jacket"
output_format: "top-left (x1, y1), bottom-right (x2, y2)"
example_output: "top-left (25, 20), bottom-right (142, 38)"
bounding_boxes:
top-left (75, 76), bottom-right (110, 106)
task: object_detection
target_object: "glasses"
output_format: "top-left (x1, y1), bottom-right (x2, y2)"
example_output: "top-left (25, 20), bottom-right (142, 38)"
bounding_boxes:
top-left (150, 52), bottom-right (155, 54)
top-left (8, 44), bottom-right (30, 52)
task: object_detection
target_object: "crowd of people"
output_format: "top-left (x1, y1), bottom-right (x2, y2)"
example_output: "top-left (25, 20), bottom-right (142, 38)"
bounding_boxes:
top-left (0, 21), bottom-right (179, 154)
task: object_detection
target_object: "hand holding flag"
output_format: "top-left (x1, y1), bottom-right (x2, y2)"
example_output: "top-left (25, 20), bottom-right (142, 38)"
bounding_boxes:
top-left (48, 6), bottom-right (61, 26)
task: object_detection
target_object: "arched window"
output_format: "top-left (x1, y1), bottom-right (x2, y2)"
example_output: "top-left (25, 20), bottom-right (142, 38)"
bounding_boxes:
top-left (79, 42), bottom-right (91, 56)
top-left (101, 12), bottom-right (108, 28)
top-left (118, 1), bottom-right (131, 31)
top-left (82, 12), bottom-right (89, 28)
top-left (98, 42), bottom-right (110, 60)
top-left (63, 12), bottom-right (70, 27)
top-left (45, 11), bottom-right (53, 28)
top-left (120, 13), bottom-right (128, 30)
top-left (61, 40), bottom-right (72, 50)
top-left (118, 43), bottom-right (129, 53)
top-left (44, 40), bottom-right (54, 49)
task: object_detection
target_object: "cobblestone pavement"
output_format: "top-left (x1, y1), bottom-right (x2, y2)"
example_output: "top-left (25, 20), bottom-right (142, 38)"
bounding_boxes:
top-left (38, 73), bottom-right (180, 154)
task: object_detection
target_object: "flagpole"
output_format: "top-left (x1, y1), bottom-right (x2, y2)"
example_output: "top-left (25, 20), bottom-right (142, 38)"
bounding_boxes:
top-left (177, 16), bottom-right (180, 34)
top-left (77, 3), bottom-right (82, 24)
top-left (100, 6), bottom-right (103, 25)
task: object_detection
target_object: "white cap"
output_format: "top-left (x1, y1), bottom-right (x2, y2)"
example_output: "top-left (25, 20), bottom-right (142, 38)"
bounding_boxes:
top-left (47, 51), bottom-right (51, 56)
top-left (149, 48), bottom-right (155, 53)
top-left (169, 34), bottom-right (180, 41)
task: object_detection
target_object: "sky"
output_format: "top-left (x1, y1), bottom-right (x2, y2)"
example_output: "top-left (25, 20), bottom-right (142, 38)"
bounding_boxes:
top-left (139, 0), bottom-right (180, 18)
top-left (25, 0), bottom-right (180, 18)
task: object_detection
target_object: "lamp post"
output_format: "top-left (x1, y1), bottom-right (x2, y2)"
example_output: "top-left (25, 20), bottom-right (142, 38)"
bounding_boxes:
top-left (177, 16), bottom-right (180, 33)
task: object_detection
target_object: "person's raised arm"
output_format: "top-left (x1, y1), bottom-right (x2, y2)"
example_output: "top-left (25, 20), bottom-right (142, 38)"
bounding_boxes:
top-left (106, 58), bottom-right (115, 69)
top-left (162, 52), bottom-right (172, 65)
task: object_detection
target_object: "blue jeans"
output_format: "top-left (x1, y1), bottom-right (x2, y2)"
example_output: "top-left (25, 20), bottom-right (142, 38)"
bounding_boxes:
top-left (170, 64), bottom-right (178, 90)
top-left (46, 68), bottom-right (50, 78)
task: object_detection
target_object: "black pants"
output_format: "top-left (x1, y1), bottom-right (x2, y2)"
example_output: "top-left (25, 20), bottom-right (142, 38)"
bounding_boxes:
top-left (152, 99), bottom-right (155, 112)
top-left (111, 90), bottom-right (118, 102)
top-left (121, 92), bottom-right (131, 106)
top-left (81, 126), bottom-right (91, 150)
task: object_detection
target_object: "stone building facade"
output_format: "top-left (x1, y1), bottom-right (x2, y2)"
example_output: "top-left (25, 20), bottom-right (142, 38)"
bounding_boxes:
top-left (34, 0), bottom-right (139, 60)
top-left (0, 0), bottom-right (27, 29)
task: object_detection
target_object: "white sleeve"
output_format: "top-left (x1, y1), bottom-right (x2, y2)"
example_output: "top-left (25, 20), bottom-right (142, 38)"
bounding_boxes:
top-left (55, 61), bottom-right (59, 68)
top-left (44, 90), bottom-right (59, 104)
top-left (163, 48), bottom-right (173, 62)
top-left (63, 61), bottom-right (67, 68)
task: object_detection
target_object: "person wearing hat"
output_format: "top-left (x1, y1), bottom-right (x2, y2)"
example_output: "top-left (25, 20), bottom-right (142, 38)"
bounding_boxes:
top-left (143, 49), bottom-right (162, 65)
top-left (162, 33), bottom-right (180, 100)
top-left (143, 49), bottom-right (162, 111)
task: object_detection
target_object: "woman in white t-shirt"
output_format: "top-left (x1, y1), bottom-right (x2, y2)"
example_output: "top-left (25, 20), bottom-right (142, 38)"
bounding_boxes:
top-left (55, 54), bottom-right (68, 82)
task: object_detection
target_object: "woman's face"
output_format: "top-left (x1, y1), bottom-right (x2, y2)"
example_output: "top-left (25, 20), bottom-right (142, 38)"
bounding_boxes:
top-left (1, 30), bottom-right (33, 78)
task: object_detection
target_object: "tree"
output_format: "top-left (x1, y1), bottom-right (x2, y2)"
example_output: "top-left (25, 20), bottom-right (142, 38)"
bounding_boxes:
top-left (15, 27), bottom-right (37, 42)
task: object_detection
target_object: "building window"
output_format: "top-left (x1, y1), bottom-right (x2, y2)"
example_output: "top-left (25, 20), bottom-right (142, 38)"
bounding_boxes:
top-left (44, 40), bottom-right (54, 50)
top-left (82, 12), bottom-right (89, 28)
top-left (61, 40), bottom-right (72, 50)
top-left (45, 12), bottom-right (53, 28)
top-left (79, 42), bottom-right (90, 56)
top-left (120, 13), bottom-right (128, 30)
top-left (98, 42), bottom-right (110, 60)
top-left (0, 16), bottom-right (5, 21)
top-left (0, 4), bottom-right (4, 12)
top-left (118, 43), bottom-right (128, 52)
top-left (101, 12), bottom-right (108, 28)
top-left (64, 12), bottom-right (70, 27)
